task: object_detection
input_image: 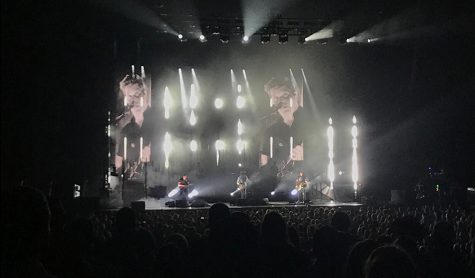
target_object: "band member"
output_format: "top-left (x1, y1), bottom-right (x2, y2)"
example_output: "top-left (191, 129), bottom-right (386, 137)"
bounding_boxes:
top-left (178, 174), bottom-right (190, 201)
top-left (236, 171), bottom-right (250, 199)
top-left (115, 73), bottom-right (151, 172)
top-left (295, 171), bottom-right (308, 203)
top-left (259, 77), bottom-right (306, 178)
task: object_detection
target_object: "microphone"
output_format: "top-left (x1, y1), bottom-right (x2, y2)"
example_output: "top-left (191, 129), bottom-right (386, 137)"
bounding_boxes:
top-left (115, 104), bottom-right (132, 122)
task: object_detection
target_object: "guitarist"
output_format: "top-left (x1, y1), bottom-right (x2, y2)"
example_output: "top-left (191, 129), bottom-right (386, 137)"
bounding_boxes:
top-left (236, 171), bottom-right (249, 199)
top-left (178, 174), bottom-right (190, 201)
top-left (295, 171), bottom-right (308, 203)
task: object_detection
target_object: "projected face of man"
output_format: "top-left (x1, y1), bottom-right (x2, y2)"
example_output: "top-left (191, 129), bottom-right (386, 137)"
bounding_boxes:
top-left (123, 83), bottom-right (145, 107)
top-left (120, 74), bottom-right (147, 108)
top-left (268, 85), bottom-right (299, 122)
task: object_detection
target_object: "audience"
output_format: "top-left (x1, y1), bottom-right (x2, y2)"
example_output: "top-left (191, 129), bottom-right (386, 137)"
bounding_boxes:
top-left (2, 185), bottom-right (475, 278)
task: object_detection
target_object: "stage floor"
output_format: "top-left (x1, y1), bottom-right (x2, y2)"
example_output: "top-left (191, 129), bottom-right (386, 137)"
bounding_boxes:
top-left (138, 199), bottom-right (363, 210)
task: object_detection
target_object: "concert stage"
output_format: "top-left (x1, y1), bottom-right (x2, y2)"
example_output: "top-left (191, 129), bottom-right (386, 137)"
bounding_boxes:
top-left (123, 198), bottom-right (362, 211)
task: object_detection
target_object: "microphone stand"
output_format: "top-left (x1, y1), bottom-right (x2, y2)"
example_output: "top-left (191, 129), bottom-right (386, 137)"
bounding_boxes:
top-left (121, 159), bottom-right (126, 207)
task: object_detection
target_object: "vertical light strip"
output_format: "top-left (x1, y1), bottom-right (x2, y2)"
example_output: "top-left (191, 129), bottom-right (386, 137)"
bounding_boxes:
top-left (327, 118), bottom-right (335, 189)
top-left (123, 137), bottom-right (127, 161)
top-left (352, 116), bottom-right (358, 197)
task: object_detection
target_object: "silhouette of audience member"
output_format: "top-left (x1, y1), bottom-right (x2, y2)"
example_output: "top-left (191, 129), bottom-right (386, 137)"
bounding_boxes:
top-left (104, 207), bottom-right (156, 278)
top-left (365, 246), bottom-right (416, 278)
top-left (208, 202), bottom-right (230, 230)
top-left (312, 225), bottom-right (340, 278)
top-left (58, 217), bottom-right (100, 278)
top-left (259, 211), bottom-right (309, 277)
top-left (345, 239), bottom-right (378, 278)
top-left (393, 235), bottom-right (420, 270)
top-left (422, 221), bottom-right (470, 278)
top-left (156, 233), bottom-right (189, 278)
top-left (1, 186), bottom-right (54, 277)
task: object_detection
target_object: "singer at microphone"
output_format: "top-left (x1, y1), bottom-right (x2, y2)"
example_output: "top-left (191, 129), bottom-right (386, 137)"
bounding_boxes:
top-left (259, 76), bottom-right (305, 172)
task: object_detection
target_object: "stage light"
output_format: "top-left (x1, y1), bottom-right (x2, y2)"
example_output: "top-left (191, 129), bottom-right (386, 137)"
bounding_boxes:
top-left (215, 140), bottom-right (225, 151)
top-left (199, 34), bottom-right (206, 42)
top-left (163, 132), bottom-right (172, 169)
top-left (188, 189), bottom-right (199, 199)
top-left (238, 163), bottom-right (242, 167)
top-left (214, 98), bottom-right (224, 109)
top-left (163, 86), bottom-right (172, 119)
top-left (190, 140), bottom-right (198, 152)
top-left (271, 191), bottom-right (275, 196)
top-left (278, 33), bottom-right (288, 44)
top-left (339, 171), bottom-right (343, 175)
top-left (237, 84), bottom-right (242, 93)
top-left (327, 117), bottom-right (335, 189)
top-left (189, 84), bottom-right (198, 109)
top-left (291, 189), bottom-right (298, 196)
top-left (74, 184), bottom-right (81, 198)
top-left (237, 119), bottom-right (243, 135)
top-left (242, 35), bottom-right (249, 43)
top-left (168, 187), bottom-right (179, 198)
top-left (220, 34), bottom-right (230, 43)
top-left (351, 115), bottom-right (358, 197)
top-left (140, 66), bottom-right (145, 78)
top-left (236, 95), bottom-right (246, 109)
top-left (189, 110), bottom-right (197, 126)
top-left (230, 192), bottom-right (234, 196)
top-left (178, 68), bottom-right (188, 109)
top-left (178, 34), bottom-right (183, 39)
top-left (261, 33), bottom-right (270, 44)
top-left (236, 139), bottom-right (245, 155)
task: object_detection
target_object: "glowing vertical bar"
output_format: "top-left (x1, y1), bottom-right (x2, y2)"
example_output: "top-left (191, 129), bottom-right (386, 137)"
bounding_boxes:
top-left (189, 110), bottom-right (197, 126)
top-left (141, 65), bottom-right (145, 78)
top-left (140, 137), bottom-right (143, 160)
top-left (131, 65), bottom-right (135, 75)
top-left (163, 132), bottom-right (172, 169)
top-left (189, 84), bottom-right (198, 109)
top-left (270, 137), bottom-right (273, 158)
top-left (123, 137), bottom-right (127, 161)
top-left (352, 116), bottom-right (358, 197)
top-left (124, 95), bottom-right (128, 107)
top-left (237, 119), bottom-right (243, 136)
top-left (290, 136), bottom-right (293, 157)
top-left (164, 86), bottom-right (171, 119)
top-left (140, 97), bottom-right (144, 107)
top-left (327, 118), bottom-right (335, 189)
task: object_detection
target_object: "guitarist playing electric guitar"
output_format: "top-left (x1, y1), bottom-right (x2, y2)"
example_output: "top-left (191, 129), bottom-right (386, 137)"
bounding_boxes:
top-left (178, 174), bottom-right (190, 201)
top-left (295, 171), bottom-right (308, 203)
top-left (235, 171), bottom-right (249, 199)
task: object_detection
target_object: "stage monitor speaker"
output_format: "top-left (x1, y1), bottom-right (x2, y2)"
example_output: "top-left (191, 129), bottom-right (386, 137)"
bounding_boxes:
top-left (131, 201), bottom-right (145, 212)
top-left (390, 190), bottom-right (406, 205)
top-left (190, 198), bottom-right (209, 207)
top-left (176, 199), bottom-right (188, 207)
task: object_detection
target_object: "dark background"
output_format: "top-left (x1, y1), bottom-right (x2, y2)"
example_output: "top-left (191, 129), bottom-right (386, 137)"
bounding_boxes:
top-left (2, 0), bottom-right (474, 201)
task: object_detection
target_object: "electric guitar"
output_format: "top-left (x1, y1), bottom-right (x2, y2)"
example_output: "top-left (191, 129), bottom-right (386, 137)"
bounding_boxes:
top-left (296, 178), bottom-right (307, 191)
top-left (237, 181), bottom-right (246, 191)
